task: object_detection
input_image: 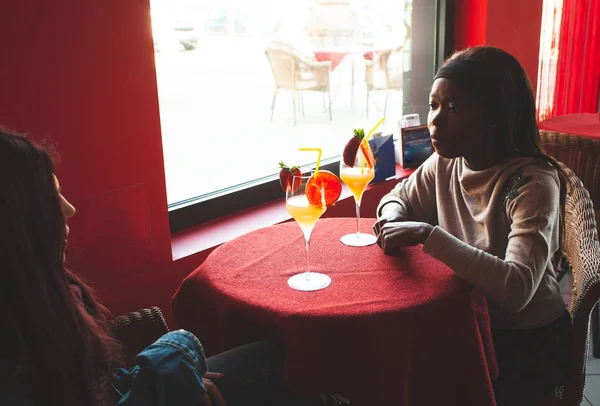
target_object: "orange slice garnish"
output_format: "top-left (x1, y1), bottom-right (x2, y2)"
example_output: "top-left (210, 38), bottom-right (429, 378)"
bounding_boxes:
top-left (360, 138), bottom-right (375, 169)
top-left (306, 170), bottom-right (342, 207)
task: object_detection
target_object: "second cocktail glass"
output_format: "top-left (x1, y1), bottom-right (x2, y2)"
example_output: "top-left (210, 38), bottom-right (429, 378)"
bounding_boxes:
top-left (339, 146), bottom-right (377, 246)
top-left (286, 173), bottom-right (332, 291)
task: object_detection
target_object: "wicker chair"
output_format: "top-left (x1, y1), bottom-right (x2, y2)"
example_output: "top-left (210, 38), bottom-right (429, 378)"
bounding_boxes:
top-left (365, 46), bottom-right (403, 118)
top-left (108, 306), bottom-right (170, 367)
top-left (540, 164), bottom-right (600, 406)
top-left (266, 40), bottom-right (317, 62)
top-left (540, 130), bottom-right (600, 359)
top-left (264, 45), bottom-right (332, 125)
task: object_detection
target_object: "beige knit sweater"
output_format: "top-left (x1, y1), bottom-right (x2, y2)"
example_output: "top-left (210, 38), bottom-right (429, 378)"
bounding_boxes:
top-left (377, 153), bottom-right (566, 329)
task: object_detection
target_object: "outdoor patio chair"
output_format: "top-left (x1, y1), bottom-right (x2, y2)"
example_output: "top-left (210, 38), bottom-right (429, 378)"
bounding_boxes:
top-left (365, 46), bottom-right (403, 118)
top-left (264, 45), bottom-right (332, 125)
top-left (267, 40), bottom-right (317, 62)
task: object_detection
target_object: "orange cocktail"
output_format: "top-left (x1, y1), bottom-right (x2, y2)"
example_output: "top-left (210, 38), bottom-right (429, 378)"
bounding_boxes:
top-left (282, 152), bottom-right (341, 291)
top-left (340, 166), bottom-right (375, 201)
top-left (339, 127), bottom-right (378, 247)
top-left (286, 194), bottom-right (326, 239)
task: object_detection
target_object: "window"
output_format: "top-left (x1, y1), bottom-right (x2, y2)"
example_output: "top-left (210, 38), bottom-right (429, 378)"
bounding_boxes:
top-left (536, 0), bottom-right (563, 121)
top-left (150, 0), bottom-right (453, 232)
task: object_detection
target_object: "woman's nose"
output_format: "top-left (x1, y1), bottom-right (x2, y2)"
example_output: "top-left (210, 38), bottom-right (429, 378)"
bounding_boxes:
top-left (66, 202), bottom-right (76, 219)
top-left (428, 109), bottom-right (443, 127)
top-left (62, 197), bottom-right (76, 220)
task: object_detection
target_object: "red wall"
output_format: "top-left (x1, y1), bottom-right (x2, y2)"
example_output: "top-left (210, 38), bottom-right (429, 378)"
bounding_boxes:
top-left (454, 0), bottom-right (488, 49)
top-left (0, 0), bottom-right (180, 320)
top-left (454, 0), bottom-right (544, 95)
top-left (0, 0), bottom-right (547, 328)
top-left (485, 0), bottom-right (544, 94)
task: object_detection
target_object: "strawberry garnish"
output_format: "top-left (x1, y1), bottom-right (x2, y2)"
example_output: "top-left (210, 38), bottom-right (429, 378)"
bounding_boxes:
top-left (279, 161), bottom-right (301, 192)
top-left (306, 170), bottom-right (342, 207)
top-left (343, 128), bottom-right (366, 167)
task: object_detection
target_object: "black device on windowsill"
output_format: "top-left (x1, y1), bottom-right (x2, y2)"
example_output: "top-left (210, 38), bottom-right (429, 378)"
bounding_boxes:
top-left (400, 125), bottom-right (434, 168)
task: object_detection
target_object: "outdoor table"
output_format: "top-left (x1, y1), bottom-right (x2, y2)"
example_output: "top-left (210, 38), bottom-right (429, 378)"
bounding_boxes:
top-left (311, 46), bottom-right (383, 112)
top-left (312, 46), bottom-right (378, 71)
top-left (172, 218), bottom-right (499, 406)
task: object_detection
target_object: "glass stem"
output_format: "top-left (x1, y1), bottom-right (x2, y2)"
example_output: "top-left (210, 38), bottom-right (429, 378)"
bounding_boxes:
top-left (355, 197), bottom-right (362, 236)
top-left (304, 236), bottom-right (312, 281)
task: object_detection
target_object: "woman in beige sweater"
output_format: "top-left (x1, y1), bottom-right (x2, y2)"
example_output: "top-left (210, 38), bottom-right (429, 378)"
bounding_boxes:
top-left (373, 46), bottom-right (571, 405)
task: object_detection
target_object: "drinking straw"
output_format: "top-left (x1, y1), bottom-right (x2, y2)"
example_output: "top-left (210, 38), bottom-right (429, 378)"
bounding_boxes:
top-left (366, 117), bottom-right (386, 142)
top-left (361, 117), bottom-right (385, 174)
top-left (299, 148), bottom-right (322, 173)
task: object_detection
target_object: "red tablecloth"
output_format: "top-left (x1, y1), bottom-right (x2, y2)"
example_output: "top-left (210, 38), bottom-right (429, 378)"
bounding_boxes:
top-left (172, 218), bottom-right (498, 406)
top-left (539, 113), bottom-right (600, 140)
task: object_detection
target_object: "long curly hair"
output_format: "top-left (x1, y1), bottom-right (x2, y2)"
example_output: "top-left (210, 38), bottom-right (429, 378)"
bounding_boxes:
top-left (0, 129), bottom-right (123, 405)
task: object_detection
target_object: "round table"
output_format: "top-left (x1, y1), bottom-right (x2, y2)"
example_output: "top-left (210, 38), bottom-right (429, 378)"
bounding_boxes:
top-left (172, 218), bottom-right (498, 406)
top-left (537, 112), bottom-right (600, 226)
top-left (539, 113), bottom-right (600, 140)
top-left (312, 46), bottom-right (378, 71)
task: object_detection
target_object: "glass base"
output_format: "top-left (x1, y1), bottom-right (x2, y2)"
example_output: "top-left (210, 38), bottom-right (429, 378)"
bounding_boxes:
top-left (288, 272), bottom-right (331, 291)
top-left (340, 232), bottom-right (377, 247)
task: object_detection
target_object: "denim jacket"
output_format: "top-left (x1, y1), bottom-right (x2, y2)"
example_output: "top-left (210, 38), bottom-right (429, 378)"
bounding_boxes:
top-left (0, 330), bottom-right (208, 405)
top-left (112, 329), bottom-right (208, 405)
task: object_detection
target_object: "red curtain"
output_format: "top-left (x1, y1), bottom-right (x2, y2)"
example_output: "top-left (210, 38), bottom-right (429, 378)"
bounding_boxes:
top-left (554, 0), bottom-right (600, 115)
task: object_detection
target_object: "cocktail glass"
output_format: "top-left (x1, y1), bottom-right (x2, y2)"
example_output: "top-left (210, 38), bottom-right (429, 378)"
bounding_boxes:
top-left (339, 145), bottom-right (377, 246)
top-left (286, 173), bottom-right (331, 291)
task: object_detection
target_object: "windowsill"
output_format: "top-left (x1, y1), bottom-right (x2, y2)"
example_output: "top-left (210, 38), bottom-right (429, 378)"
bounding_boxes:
top-left (171, 165), bottom-right (415, 261)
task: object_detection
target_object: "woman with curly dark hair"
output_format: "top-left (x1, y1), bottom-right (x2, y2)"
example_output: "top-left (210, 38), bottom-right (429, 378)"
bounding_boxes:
top-left (0, 130), bottom-right (322, 406)
top-left (0, 130), bottom-right (123, 405)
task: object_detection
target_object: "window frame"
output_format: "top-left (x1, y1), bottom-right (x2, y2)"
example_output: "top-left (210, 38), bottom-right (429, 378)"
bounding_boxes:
top-left (169, 159), bottom-right (341, 233)
top-left (168, 0), bottom-right (455, 234)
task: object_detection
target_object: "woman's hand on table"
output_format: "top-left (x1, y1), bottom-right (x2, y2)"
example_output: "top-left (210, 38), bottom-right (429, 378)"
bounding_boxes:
top-left (376, 221), bottom-right (434, 255)
top-left (200, 372), bottom-right (226, 406)
top-left (373, 203), bottom-right (408, 236)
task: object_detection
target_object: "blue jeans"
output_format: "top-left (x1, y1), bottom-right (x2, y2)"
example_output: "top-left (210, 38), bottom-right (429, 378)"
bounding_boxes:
top-left (112, 330), bottom-right (321, 406)
top-left (112, 330), bottom-right (208, 405)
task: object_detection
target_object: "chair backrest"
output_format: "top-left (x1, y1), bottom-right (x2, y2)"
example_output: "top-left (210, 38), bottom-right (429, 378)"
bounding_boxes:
top-left (557, 164), bottom-right (600, 405)
top-left (108, 306), bottom-right (170, 367)
top-left (267, 40), bottom-right (302, 55)
top-left (264, 46), bottom-right (298, 90)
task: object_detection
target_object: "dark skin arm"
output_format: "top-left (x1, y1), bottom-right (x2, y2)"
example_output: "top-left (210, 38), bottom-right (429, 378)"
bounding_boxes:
top-left (373, 203), bottom-right (434, 255)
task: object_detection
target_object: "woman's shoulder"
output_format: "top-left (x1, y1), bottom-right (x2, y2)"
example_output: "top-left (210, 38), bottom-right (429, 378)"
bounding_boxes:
top-left (507, 157), bottom-right (560, 187)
